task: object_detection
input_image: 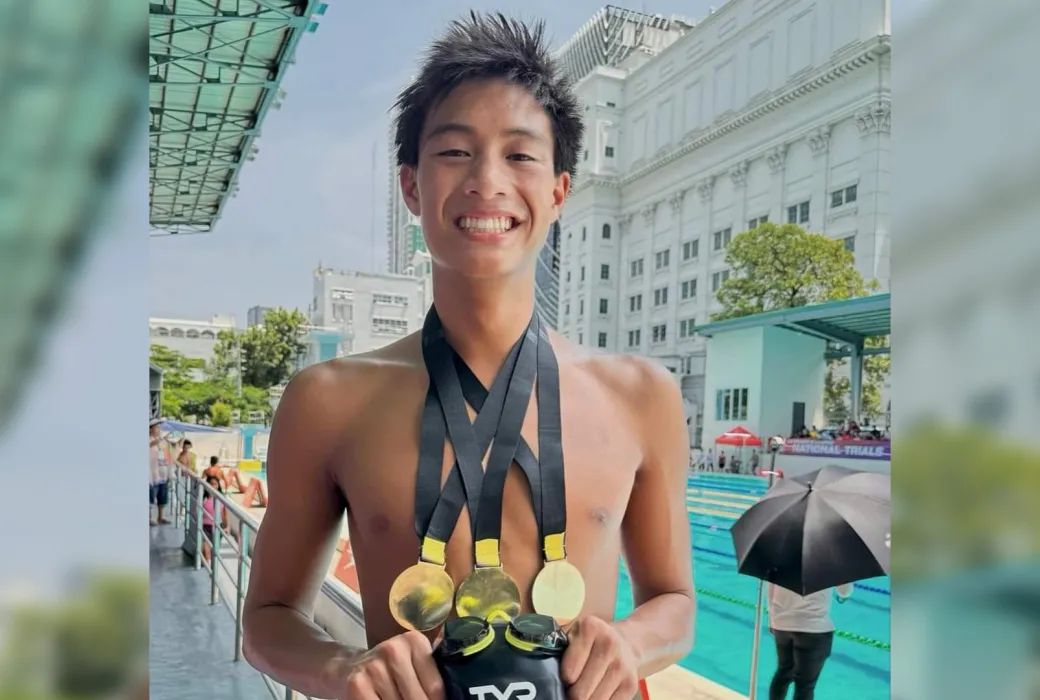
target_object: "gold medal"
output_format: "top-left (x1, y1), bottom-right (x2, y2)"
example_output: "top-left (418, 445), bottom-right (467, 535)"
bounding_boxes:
top-left (388, 561), bottom-right (456, 632)
top-left (531, 559), bottom-right (586, 624)
top-left (455, 566), bottom-right (522, 620)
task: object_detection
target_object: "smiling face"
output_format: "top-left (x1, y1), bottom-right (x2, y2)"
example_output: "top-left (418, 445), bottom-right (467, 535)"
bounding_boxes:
top-left (399, 79), bottom-right (570, 280)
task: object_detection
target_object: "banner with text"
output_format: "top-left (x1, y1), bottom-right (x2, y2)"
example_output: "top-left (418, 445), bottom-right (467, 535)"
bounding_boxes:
top-left (782, 439), bottom-right (891, 461)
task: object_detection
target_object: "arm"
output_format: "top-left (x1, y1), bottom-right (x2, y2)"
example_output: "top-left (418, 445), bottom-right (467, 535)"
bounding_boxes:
top-left (835, 583), bottom-right (853, 601)
top-left (241, 365), bottom-right (359, 698)
top-left (614, 364), bottom-right (696, 678)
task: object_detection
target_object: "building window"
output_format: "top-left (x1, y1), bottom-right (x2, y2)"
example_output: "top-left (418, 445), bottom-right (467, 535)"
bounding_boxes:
top-left (331, 288), bottom-right (354, 301)
top-left (627, 329), bottom-right (641, 347)
top-left (712, 270), bottom-right (730, 293)
top-left (602, 223), bottom-right (611, 240)
top-left (654, 249), bottom-right (670, 270)
top-left (373, 317), bottom-right (409, 336)
top-left (679, 318), bottom-right (697, 338)
top-left (565, 303), bottom-right (570, 316)
top-left (579, 299), bottom-right (584, 316)
top-left (578, 333), bottom-right (584, 345)
top-left (651, 323), bottom-right (667, 344)
top-left (186, 329), bottom-right (200, 339)
top-left (712, 227), bottom-right (732, 251)
top-left (599, 298), bottom-right (609, 314)
top-left (600, 264), bottom-right (610, 281)
top-left (583, 150), bottom-right (588, 161)
top-left (787, 201), bottom-right (810, 225)
top-left (715, 388), bottom-right (749, 421)
top-left (681, 278), bottom-right (697, 300)
top-left (606, 101), bottom-right (616, 107)
top-left (605, 146), bottom-right (615, 157)
top-left (582, 227), bottom-right (587, 241)
top-left (597, 332), bottom-right (608, 348)
top-left (580, 266), bottom-right (585, 281)
top-left (682, 239), bottom-right (699, 260)
top-left (843, 235), bottom-right (856, 252)
top-left (628, 294), bottom-right (642, 313)
top-left (201, 330), bottom-right (215, 339)
top-left (332, 302), bottom-right (353, 323)
top-left (831, 184), bottom-right (858, 208)
top-left (170, 328), bottom-right (184, 338)
top-left (374, 293), bottom-right (408, 305)
top-left (653, 287), bottom-right (668, 307)
top-left (630, 258), bottom-right (644, 277)
top-left (566, 271), bottom-right (571, 282)
top-left (748, 215), bottom-right (769, 230)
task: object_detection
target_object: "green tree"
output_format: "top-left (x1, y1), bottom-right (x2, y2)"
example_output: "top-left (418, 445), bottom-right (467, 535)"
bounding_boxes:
top-left (713, 222), bottom-right (888, 423)
top-left (214, 308), bottom-right (307, 391)
top-left (210, 401), bottom-right (232, 426)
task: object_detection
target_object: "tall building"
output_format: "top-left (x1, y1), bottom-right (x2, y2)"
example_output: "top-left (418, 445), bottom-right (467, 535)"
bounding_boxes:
top-left (246, 305), bottom-right (273, 327)
top-left (386, 111), bottom-right (414, 275)
top-left (309, 266), bottom-right (427, 355)
top-left (557, 0), bottom-right (891, 437)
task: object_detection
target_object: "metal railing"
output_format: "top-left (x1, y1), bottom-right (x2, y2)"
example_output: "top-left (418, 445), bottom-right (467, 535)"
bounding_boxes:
top-left (168, 467), bottom-right (365, 700)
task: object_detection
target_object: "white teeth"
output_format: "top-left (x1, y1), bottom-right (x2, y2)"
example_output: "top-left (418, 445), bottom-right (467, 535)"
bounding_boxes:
top-left (457, 216), bottom-right (515, 232)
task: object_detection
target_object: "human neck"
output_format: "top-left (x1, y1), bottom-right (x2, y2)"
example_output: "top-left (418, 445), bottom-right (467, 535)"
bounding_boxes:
top-left (430, 268), bottom-right (536, 382)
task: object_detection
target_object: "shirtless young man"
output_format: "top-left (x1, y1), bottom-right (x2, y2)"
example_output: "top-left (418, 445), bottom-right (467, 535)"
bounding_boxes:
top-left (242, 13), bottom-right (694, 700)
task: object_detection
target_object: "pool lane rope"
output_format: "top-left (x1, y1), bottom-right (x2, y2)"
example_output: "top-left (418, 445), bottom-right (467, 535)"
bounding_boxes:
top-left (695, 586), bottom-right (891, 651)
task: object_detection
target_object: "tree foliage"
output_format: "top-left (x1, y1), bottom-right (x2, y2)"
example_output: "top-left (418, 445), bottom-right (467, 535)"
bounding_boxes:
top-left (212, 307), bottom-right (308, 391)
top-left (0, 572), bottom-right (148, 697)
top-left (712, 222), bottom-right (888, 423)
top-left (894, 424), bottom-right (1040, 581)
top-left (150, 345), bottom-right (272, 424)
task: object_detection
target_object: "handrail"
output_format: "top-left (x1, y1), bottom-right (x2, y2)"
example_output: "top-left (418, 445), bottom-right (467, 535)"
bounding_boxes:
top-left (169, 466), bottom-right (365, 700)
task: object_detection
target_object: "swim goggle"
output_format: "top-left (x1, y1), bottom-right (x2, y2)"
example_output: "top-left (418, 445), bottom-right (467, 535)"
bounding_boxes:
top-left (438, 611), bottom-right (567, 658)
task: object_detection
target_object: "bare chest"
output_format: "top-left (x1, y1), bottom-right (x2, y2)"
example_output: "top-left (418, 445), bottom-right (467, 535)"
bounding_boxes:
top-left (333, 371), bottom-right (641, 609)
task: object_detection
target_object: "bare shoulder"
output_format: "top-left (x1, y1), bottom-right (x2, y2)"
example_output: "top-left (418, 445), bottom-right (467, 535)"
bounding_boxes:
top-left (271, 332), bottom-right (423, 459)
top-left (551, 331), bottom-right (682, 415)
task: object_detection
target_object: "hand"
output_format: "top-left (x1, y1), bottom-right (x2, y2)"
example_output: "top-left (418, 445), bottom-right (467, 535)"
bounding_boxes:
top-left (561, 617), bottom-right (640, 700)
top-left (341, 631), bottom-right (444, 700)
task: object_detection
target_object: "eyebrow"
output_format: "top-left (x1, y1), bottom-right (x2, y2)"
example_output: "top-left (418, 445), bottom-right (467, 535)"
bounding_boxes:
top-left (424, 122), bottom-right (548, 143)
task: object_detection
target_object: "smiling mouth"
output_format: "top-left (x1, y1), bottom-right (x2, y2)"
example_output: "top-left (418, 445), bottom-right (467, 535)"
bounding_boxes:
top-left (455, 216), bottom-right (519, 234)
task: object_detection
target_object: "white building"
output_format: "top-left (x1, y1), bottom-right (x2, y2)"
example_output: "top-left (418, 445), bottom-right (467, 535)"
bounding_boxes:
top-left (149, 314), bottom-right (236, 363)
top-left (558, 0), bottom-right (891, 432)
top-left (309, 266), bottom-right (427, 355)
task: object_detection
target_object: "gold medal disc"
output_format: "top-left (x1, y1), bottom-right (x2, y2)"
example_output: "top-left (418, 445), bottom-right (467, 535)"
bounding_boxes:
top-left (388, 562), bottom-right (456, 632)
top-left (531, 559), bottom-right (586, 624)
top-left (455, 566), bottom-right (522, 620)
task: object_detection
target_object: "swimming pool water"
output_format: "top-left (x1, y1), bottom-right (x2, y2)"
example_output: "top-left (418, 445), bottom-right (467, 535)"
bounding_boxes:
top-left (614, 474), bottom-right (890, 700)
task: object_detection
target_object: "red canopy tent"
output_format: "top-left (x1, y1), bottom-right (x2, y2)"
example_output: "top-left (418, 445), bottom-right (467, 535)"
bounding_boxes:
top-left (715, 426), bottom-right (763, 447)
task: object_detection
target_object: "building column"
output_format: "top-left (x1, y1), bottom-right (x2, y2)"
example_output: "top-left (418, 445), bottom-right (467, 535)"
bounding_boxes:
top-left (849, 342), bottom-right (864, 424)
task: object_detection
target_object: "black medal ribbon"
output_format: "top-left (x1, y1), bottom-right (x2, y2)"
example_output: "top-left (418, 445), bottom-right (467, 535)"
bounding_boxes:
top-left (412, 309), bottom-right (537, 562)
top-left (469, 315), bottom-right (540, 564)
top-left (534, 319), bottom-right (567, 556)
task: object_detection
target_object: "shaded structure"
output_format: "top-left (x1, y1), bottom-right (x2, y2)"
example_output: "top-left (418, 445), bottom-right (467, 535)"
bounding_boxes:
top-left (695, 294), bottom-right (890, 423)
top-left (149, 0), bottom-right (329, 235)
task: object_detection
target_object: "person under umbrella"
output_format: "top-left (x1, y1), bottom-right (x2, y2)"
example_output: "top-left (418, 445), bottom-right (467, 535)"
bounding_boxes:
top-left (730, 463), bottom-right (890, 700)
top-left (765, 578), bottom-right (852, 700)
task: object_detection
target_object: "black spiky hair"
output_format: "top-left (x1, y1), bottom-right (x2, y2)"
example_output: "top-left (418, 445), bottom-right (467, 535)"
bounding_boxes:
top-left (392, 11), bottom-right (584, 178)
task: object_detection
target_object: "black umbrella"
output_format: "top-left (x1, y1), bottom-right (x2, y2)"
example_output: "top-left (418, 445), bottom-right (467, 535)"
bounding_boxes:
top-left (731, 464), bottom-right (890, 595)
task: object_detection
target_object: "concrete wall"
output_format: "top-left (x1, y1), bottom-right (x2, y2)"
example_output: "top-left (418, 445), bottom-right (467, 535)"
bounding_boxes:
top-left (702, 327), bottom-right (765, 444)
top-left (759, 326), bottom-right (827, 440)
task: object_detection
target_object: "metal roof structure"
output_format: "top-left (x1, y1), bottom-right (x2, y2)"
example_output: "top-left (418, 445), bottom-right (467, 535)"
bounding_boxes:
top-left (693, 294), bottom-right (891, 354)
top-left (149, 0), bottom-right (328, 235)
